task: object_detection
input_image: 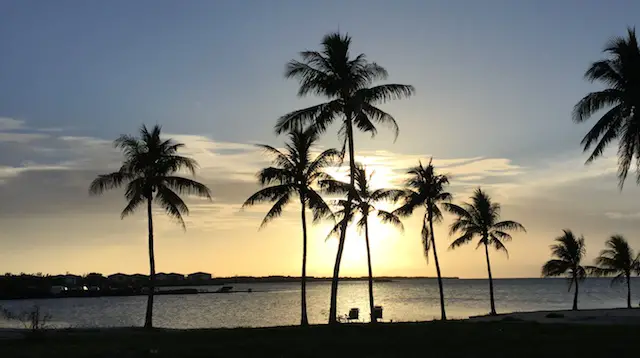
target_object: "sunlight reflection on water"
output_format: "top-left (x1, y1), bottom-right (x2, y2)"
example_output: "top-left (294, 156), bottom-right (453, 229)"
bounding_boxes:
top-left (0, 278), bottom-right (637, 328)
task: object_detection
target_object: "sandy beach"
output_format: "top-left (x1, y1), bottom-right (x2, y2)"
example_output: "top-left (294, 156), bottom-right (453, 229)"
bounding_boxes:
top-left (467, 308), bottom-right (640, 325)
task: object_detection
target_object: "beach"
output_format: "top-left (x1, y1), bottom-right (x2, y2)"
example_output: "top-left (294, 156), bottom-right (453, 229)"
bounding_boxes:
top-left (468, 307), bottom-right (640, 325)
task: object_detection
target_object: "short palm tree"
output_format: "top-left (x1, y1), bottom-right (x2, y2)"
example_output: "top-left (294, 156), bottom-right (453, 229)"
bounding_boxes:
top-left (322, 164), bottom-right (403, 323)
top-left (276, 32), bottom-right (415, 323)
top-left (444, 188), bottom-right (525, 315)
top-left (542, 230), bottom-right (587, 311)
top-left (590, 235), bottom-right (640, 308)
top-left (242, 127), bottom-right (337, 326)
top-left (394, 159), bottom-right (452, 320)
top-left (89, 125), bottom-right (211, 328)
top-left (573, 27), bottom-right (640, 188)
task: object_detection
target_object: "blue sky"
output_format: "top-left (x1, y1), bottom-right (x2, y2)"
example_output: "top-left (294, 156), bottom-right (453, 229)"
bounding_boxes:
top-left (1, 1), bottom-right (639, 277)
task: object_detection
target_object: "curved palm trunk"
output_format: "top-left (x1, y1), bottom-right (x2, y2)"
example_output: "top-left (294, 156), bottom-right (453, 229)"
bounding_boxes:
top-left (329, 115), bottom-right (355, 325)
top-left (572, 274), bottom-right (579, 311)
top-left (626, 273), bottom-right (631, 309)
top-left (428, 208), bottom-right (446, 320)
top-left (483, 241), bottom-right (497, 315)
top-left (363, 216), bottom-right (375, 323)
top-left (144, 196), bottom-right (156, 329)
top-left (299, 196), bottom-right (309, 326)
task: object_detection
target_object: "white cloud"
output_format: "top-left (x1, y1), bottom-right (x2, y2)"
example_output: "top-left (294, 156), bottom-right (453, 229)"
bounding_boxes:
top-left (604, 211), bottom-right (640, 220)
top-left (0, 117), bottom-right (26, 131)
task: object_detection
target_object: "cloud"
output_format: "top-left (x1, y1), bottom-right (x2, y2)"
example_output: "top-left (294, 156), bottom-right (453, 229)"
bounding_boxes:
top-left (0, 117), bottom-right (26, 131)
top-left (1, 117), bottom-right (639, 277)
top-left (604, 211), bottom-right (640, 220)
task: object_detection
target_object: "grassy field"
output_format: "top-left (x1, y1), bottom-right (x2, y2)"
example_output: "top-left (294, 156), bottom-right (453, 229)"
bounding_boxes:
top-left (2, 321), bottom-right (638, 357)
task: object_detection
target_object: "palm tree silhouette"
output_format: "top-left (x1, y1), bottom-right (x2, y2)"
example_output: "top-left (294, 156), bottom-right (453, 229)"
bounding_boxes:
top-left (590, 235), bottom-right (640, 308)
top-left (322, 164), bottom-right (404, 323)
top-left (573, 27), bottom-right (640, 188)
top-left (394, 159), bottom-right (452, 320)
top-left (242, 127), bottom-right (338, 326)
top-left (89, 125), bottom-right (211, 329)
top-left (444, 188), bottom-right (525, 315)
top-left (276, 32), bottom-right (414, 323)
top-left (542, 230), bottom-right (587, 311)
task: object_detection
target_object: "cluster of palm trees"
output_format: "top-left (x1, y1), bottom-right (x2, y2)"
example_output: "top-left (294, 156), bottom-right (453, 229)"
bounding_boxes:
top-left (89, 26), bottom-right (640, 329)
top-left (244, 124), bottom-right (526, 325)
top-left (543, 27), bottom-right (640, 312)
top-left (542, 231), bottom-right (640, 310)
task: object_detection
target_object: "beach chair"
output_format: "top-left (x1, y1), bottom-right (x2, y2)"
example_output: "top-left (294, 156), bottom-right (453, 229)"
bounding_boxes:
top-left (347, 308), bottom-right (359, 322)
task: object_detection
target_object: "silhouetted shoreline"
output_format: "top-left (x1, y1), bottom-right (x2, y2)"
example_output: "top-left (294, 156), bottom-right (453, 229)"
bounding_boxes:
top-left (0, 274), bottom-right (459, 300)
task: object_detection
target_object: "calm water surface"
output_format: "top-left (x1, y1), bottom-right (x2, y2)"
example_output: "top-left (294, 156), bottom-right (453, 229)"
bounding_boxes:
top-left (1, 278), bottom-right (638, 328)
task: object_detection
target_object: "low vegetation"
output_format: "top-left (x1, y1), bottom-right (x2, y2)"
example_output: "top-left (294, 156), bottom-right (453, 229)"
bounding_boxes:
top-left (1, 322), bottom-right (638, 358)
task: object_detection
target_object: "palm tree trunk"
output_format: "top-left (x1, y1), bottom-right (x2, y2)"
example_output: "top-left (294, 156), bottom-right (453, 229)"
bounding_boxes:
top-left (626, 273), bottom-right (631, 309)
top-left (329, 115), bottom-right (355, 325)
top-left (364, 216), bottom-right (375, 323)
top-left (483, 241), bottom-right (496, 315)
top-left (572, 275), bottom-right (579, 311)
top-left (428, 208), bottom-right (446, 321)
top-left (299, 195), bottom-right (309, 326)
top-left (144, 196), bottom-right (155, 329)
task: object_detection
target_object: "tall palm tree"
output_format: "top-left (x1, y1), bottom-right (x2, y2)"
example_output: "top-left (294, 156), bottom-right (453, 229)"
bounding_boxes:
top-left (394, 159), bottom-right (452, 320)
top-left (242, 127), bottom-right (337, 326)
top-left (89, 125), bottom-right (211, 328)
top-left (573, 27), bottom-right (640, 188)
top-left (276, 32), bottom-right (415, 323)
top-left (444, 188), bottom-right (525, 315)
top-left (541, 230), bottom-right (587, 311)
top-left (322, 164), bottom-right (404, 323)
top-left (590, 235), bottom-right (640, 308)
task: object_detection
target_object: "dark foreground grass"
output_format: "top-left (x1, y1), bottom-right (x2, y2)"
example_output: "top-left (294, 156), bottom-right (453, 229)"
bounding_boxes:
top-left (2, 321), bottom-right (638, 358)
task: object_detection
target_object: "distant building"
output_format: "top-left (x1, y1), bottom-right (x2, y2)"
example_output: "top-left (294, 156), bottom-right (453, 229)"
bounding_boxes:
top-left (130, 274), bottom-right (148, 283)
top-left (156, 273), bottom-right (184, 281)
top-left (107, 273), bottom-right (130, 283)
top-left (51, 274), bottom-right (81, 286)
top-left (188, 272), bottom-right (212, 281)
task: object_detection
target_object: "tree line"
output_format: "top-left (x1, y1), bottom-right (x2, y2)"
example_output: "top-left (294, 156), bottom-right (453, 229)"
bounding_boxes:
top-left (90, 28), bottom-right (640, 329)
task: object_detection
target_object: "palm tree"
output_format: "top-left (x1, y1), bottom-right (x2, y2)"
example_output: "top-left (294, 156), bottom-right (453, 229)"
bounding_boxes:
top-left (590, 235), bottom-right (640, 308)
top-left (444, 188), bottom-right (525, 315)
top-left (573, 27), bottom-right (640, 188)
top-left (322, 164), bottom-right (404, 323)
top-left (276, 32), bottom-right (415, 323)
top-left (394, 159), bottom-right (452, 320)
top-left (541, 230), bottom-right (587, 311)
top-left (242, 127), bottom-right (337, 326)
top-left (89, 125), bottom-right (211, 328)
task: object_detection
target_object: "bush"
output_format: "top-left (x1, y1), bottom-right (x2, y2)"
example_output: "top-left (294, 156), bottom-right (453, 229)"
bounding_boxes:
top-left (545, 312), bottom-right (564, 319)
top-left (1, 305), bottom-right (52, 334)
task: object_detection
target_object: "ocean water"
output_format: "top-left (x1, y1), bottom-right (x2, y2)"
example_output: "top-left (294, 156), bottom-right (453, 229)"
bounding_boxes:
top-left (0, 278), bottom-right (638, 329)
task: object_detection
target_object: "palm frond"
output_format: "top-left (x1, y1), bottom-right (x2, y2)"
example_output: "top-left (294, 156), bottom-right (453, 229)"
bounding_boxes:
top-left (255, 144), bottom-right (295, 170)
top-left (371, 188), bottom-right (406, 202)
top-left (491, 234), bottom-right (509, 258)
top-left (163, 176), bottom-right (212, 199)
top-left (360, 104), bottom-right (399, 140)
top-left (493, 220), bottom-right (526, 233)
top-left (155, 185), bottom-right (189, 229)
top-left (275, 101), bottom-right (341, 135)
top-left (243, 185), bottom-right (295, 208)
top-left (259, 191), bottom-right (292, 229)
top-left (89, 170), bottom-right (132, 195)
top-left (377, 210), bottom-right (404, 232)
top-left (305, 189), bottom-right (335, 223)
top-left (541, 260), bottom-right (570, 277)
top-left (449, 232), bottom-right (474, 250)
top-left (572, 89), bottom-right (623, 123)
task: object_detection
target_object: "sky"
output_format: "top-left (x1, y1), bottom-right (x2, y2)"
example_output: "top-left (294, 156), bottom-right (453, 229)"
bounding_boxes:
top-left (1, 0), bottom-right (640, 278)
